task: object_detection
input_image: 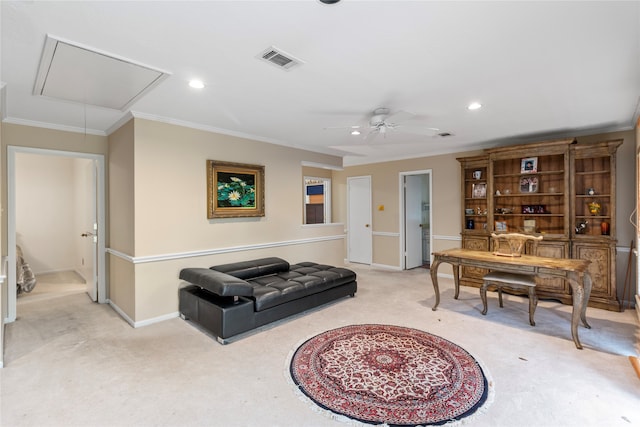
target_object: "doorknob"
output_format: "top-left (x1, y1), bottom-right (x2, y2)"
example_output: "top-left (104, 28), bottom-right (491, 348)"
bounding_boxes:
top-left (81, 232), bottom-right (95, 237)
top-left (365, 224), bottom-right (370, 227)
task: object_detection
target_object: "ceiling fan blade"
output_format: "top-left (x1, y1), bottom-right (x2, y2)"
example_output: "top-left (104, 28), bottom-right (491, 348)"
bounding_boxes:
top-left (384, 110), bottom-right (416, 124)
top-left (394, 125), bottom-right (441, 136)
top-left (364, 128), bottom-right (380, 141)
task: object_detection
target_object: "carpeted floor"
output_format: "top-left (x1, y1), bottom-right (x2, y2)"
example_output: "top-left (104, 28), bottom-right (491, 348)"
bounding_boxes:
top-left (1, 266), bottom-right (639, 426)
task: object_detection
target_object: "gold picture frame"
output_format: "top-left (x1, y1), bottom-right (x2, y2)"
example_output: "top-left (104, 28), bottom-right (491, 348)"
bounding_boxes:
top-left (207, 160), bottom-right (265, 219)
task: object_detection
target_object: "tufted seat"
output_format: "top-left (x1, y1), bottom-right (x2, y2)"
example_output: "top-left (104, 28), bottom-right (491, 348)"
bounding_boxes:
top-left (209, 258), bottom-right (356, 311)
top-left (179, 257), bottom-right (357, 343)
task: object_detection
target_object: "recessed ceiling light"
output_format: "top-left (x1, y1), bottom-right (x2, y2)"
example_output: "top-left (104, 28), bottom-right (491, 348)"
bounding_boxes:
top-left (189, 79), bottom-right (205, 89)
top-left (468, 102), bottom-right (482, 110)
top-left (351, 130), bottom-right (361, 136)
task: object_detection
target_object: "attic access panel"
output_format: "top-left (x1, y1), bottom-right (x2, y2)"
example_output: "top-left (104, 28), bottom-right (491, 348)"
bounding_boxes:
top-left (34, 35), bottom-right (170, 110)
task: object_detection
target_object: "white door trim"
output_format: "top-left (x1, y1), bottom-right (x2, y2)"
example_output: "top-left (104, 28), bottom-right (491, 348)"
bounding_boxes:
top-left (6, 146), bottom-right (107, 322)
top-left (399, 170), bottom-right (433, 270)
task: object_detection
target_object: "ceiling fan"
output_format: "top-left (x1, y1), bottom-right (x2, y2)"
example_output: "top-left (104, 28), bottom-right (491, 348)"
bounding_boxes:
top-left (325, 107), bottom-right (442, 141)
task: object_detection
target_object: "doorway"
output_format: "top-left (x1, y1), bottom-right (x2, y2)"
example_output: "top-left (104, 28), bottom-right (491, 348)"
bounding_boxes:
top-left (347, 176), bottom-right (372, 264)
top-left (401, 170), bottom-right (432, 270)
top-left (6, 146), bottom-right (106, 323)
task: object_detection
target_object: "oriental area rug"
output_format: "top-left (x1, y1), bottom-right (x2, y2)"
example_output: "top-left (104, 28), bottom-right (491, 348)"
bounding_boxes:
top-left (288, 324), bottom-right (493, 426)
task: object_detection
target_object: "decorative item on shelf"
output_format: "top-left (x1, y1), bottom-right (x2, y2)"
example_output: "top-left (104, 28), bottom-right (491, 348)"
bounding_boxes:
top-left (473, 170), bottom-right (482, 180)
top-left (465, 208), bottom-right (475, 215)
top-left (476, 206), bottom-right (482, 214)
top-left (494, 220), bottom-right (507, 231)
top-left (495, 207), bottom-right (513, 214)
top-left (588, 201), bottom-right (601, 215)
top-left (520, 157), bottom-right (538, 174)
top-left (495, 190), bottom-right (501, 196)
top-left (601, 221), bottom-right (610, 235)
top-left (586, 187), bottom-right (596, 196)
top-left (472, 183), bottom-right (486, 198)
top-left (521, 205), bottom-right (547, 214)
top-left (503, 189), bottom-right (511, 195)
top-left (575, 220), bottom-right (588, 234)
top-left (549, 186), bottom-right (556, 193)
top-left (519, 176), bottom-right (538, 193)
top-left (466, 219), bottom-right (475, 229)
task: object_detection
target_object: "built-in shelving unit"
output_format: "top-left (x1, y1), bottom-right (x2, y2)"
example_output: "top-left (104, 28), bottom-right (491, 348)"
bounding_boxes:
top-left (457, 138), bottom-right (622, 311)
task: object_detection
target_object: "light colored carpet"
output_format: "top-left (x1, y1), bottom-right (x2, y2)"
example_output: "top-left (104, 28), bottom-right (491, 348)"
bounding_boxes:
top-left (1, 266), bottom-right (639, 427)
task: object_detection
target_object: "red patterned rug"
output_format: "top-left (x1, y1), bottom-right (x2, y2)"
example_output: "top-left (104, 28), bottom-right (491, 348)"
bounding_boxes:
top-left (289, 324), bottom-right (492, 426)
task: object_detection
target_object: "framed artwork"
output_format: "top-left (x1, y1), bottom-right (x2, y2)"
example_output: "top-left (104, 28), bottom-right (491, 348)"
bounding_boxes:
top-left (207, 160), bottom-right (265, 219)
top-left (519, 176), bottom-right (539, 193)
top-left (494, 221), bottom-right (507, 231)
top-left (520, 157), bottom-right (538, 174)
top-left (472, 183), bottom-right (487, 198)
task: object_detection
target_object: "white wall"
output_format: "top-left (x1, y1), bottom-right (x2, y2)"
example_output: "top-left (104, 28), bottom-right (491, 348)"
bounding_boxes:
top-left (15, 153), bottom-right (89, 275)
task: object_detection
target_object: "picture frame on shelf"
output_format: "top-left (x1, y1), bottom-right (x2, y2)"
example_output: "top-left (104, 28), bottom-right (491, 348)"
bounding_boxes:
top-left (520, 157), bottom-right (538, 174)
top-left (494, 220), bottom-right (507, 231)
top-left (523, 219), bottom-right (536, 233)
top-left (207, 160), bottom-right (265, 219)
top-left (472, 183), bottom-right (487, 198)
top-left (519, 176), bottom-right (539, 193)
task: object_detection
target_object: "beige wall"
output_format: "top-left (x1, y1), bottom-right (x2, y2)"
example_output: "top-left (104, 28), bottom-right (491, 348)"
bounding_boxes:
top-left (334, 151), bottom-right (482, 267)
top-left (111, 118), bottom-right (346, 323)
top-left (335, 131), bottom-right (637, 298)
top-left (15, 154), bottom-right (80, 274)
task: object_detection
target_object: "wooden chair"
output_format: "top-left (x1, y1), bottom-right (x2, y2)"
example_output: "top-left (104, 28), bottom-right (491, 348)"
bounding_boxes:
top-left (480, 233), bottom-right (543, 326)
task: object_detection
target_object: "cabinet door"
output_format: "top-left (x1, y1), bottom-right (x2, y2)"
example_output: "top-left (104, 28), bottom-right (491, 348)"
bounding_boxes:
top-left (461, 236), bottom-right (490, 281)
top-left (572, 242), bottom-right (615, 301)
top-left (535, 240), bottom-right (569, 293)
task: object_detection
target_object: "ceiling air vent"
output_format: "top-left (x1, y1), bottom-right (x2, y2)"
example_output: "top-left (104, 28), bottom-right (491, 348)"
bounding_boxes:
top-left (258, 46), bottom-right (303, 71)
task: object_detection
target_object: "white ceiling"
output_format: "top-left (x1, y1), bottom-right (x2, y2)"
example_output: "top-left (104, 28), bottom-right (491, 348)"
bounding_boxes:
top-left (2, 1), bottom-right (639, 166)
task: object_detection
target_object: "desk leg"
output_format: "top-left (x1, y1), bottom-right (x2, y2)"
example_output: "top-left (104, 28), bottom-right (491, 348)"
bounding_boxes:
top-left (452, 264), bottom-right (460, 300)
top-left (430, 259), bottom-right (441, 311)
top-left (568, 272), bottom-right (588, 350)
top-left (580, 272), bottom-right (592, 329)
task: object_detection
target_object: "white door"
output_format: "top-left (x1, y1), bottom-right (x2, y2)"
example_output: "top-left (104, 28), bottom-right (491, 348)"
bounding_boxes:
top-left (405, 175), bottom-right (423, 269)
top-left (348, 176), bottom-right (372, 264)
top-left (79, 160), bottom-right (98, 301)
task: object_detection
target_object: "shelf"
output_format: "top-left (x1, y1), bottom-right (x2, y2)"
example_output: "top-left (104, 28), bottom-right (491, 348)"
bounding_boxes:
top-left (493, 170), bottom-right (564, 178)
top-left (495, 192), bottom-right (564, 198)
top-left (494, 213), bottom-right (564, 217)
top-left (575, 170), bottom-right (610, 176)
top-left (576, 194), bottom-right (610, 198)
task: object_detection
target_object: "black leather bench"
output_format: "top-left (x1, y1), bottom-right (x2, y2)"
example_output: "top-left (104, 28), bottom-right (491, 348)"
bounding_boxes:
top-left (179, 257), bottom-right (357, 343)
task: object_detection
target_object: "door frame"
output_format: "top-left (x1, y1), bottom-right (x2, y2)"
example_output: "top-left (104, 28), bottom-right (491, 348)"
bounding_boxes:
top-left (5, 146), bottom-right (107, 322)
top-left (399, 170), bottom-right (433, 270)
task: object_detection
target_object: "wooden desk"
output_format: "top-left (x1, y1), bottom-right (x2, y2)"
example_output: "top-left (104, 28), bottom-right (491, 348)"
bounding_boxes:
top-left (430, 248), bottom-right (592, 349)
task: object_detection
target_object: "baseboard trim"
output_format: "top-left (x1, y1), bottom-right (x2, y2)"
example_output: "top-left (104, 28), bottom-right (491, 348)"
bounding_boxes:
top-left (371, 263), bottom-right (402, 271)
top-left (107, 299), bottom-right (180, 328)
top-left (107, 299), bottom-right (135, 327)
top-left (134, 312), bottom-right (180, 328)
